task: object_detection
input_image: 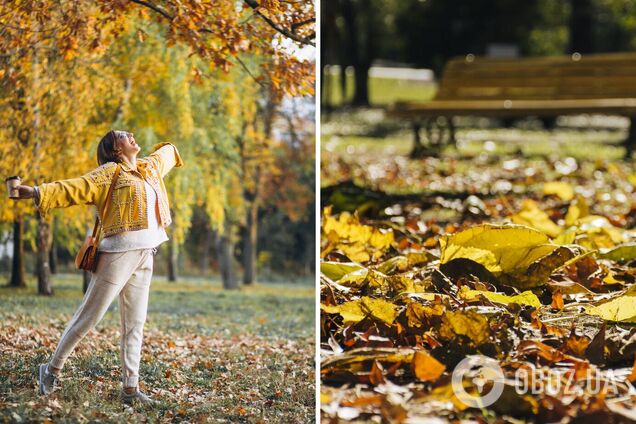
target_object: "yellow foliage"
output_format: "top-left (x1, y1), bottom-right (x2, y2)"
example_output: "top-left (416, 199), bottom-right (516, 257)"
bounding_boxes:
top-left (321, 297), bottom-right (399, 325)
top-left (564, 194), bottom-right (590, 227)
top-left (510, 199), bottom-right (562, 238)
top-left (440, 224), bottom-right (556, 276)
top-left (459, 286), bottom-right (542, 308)
top-left (543, 181), bottom-right (574, 201)
top-left (585, 286), bottom-right (636, 323)
top-left (322, 207), bottom-right (394, 262)
top-left (439, 310), bottom-right (490, 345)
top-left (321, 261), bottom-right (365, 281)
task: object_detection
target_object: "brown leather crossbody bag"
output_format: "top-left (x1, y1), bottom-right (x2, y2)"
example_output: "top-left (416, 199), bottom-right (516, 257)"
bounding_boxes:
top-left (75, 164), bottom-right (121, 272)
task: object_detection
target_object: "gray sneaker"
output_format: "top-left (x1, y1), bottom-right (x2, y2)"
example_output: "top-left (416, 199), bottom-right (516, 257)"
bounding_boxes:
top-left (122, 387), bottom-right (159, 405)
top-left (38, 364), bottom-right (58, 395)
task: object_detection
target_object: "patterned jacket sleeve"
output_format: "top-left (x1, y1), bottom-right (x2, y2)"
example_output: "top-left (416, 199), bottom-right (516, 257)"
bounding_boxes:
top-left (146, 142), bottom-right (184, 178)
top-left (35, 164), bottom-right (114, 218)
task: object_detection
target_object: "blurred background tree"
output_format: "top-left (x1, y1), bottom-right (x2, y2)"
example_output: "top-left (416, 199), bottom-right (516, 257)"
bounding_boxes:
top-left (322, 0), bottom-right (636, 110)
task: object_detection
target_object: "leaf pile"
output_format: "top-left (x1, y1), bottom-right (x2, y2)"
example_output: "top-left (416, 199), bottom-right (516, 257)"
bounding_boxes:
top-left (1, 320), bottom-right (314, 423)
top-left (321, 168), bottom-right (636, 422)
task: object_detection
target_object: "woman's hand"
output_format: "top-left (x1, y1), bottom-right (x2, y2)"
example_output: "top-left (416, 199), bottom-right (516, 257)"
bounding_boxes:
top-left (14, 185), bottom-right (35, 199)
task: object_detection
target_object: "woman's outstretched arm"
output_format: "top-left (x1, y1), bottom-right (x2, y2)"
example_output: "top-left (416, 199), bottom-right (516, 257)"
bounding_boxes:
top-left (145, 142), bottom-right (184, 178)
top-left (15, 165), bottom-right (113, 218)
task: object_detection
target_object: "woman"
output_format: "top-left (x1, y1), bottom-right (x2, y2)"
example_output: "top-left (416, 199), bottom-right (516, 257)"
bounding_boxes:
top-left (14, 130), bottom-right (183, 405)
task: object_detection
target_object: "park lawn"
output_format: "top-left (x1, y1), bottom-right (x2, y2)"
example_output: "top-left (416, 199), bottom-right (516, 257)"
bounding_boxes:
top-left (322, 73), bottom-right (436, 106)
top-left (321, 98), bottom-right (628, 191)
top-left (0, 274), bottom-right (315, 423)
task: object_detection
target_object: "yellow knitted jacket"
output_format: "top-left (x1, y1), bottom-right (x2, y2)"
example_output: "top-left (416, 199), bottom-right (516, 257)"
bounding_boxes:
top-left (36, 142), bottom-right (183, 237)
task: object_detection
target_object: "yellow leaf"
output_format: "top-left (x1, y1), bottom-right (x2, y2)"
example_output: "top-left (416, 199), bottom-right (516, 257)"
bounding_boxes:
top-left (439, 310), bottom-right (490, 345)
top-left (376, 256), bottom-right (408, 274)
top-left (510, 199), bottom-right (562, 237)
top-left (321, 261), bottom-right (364, 281)
top-left (411, 350), bottom-right (445, 382)
top-left (598, 243), bottom-right (636, 263)
top-left (405, 301), bottom-right (445, 328)
top-left (321, 297), bottom-right (399, 325)
top-left (564, 195), bottom-right (589, 227)
top-left (543, 181), bottom-right (574, 201)
top-left (459, 286), bottom-right (541, 308)
top-left (440, 224), bottom-right (555, 274)
top-left (440, 224), bottom-right (572, 287)
top-left (320, 392), bottom-right (332, 404)
top-left (602, 272), bottom-right (624, 285)
top-left (322, 208), bottom-right (394, 263)
top-left (585, 287), bottom-right (636, 322)
top-left (321, 347), bottom-right (415, 375)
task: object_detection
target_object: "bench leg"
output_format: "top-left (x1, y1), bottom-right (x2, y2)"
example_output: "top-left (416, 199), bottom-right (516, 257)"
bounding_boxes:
top-left (625, 117), bottom-right (636, 159)
top-left (410, 122), bottom-right (427, 158)
top-left (410, 118), bottom-right (455, 158)
top-left (447, 117), bottom-right (456, 148)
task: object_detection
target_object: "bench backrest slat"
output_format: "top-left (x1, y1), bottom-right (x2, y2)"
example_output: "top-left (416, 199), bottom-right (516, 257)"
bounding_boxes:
top-left (436, 52), bottom-right (636, 101)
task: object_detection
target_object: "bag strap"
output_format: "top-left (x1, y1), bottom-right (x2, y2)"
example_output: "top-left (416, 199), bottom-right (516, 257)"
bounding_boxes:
top-left (90, 164), bottom-right (121, 240)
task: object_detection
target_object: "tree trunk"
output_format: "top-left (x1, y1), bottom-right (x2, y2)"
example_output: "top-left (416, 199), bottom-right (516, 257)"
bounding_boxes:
top-left (83, 270), bottom-right (91, 293)
top-left (199, 227), bottom-right (213, 274)
top-left (167, 238), bottom-right (178, 282)
top-left (49, 220), bottom-right (57, 275)
top-left (625, 117), bottom-right (636, 159)
top-left (242, 202), bottom-right (258, 285)
top-left (352, 63), bottom-right (370, 106)
top-left (215, 218), bottom-right (238, 290)
top-left (36, 213), bottom-right (53, 296)
top-left (340, 63), bottom-right (348, 104)
top-left (569, 0), bottom-right (593, 54)
top-left (9, 217), bottom-right (26, 288)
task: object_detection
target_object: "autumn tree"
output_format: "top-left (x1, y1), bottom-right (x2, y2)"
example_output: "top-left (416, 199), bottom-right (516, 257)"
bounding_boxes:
top-left (0, 1), bottom-right (315, 291)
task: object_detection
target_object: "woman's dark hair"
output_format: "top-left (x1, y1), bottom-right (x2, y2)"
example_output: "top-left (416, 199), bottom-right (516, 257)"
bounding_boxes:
top-left (96, 130), bottom-right (122, 165)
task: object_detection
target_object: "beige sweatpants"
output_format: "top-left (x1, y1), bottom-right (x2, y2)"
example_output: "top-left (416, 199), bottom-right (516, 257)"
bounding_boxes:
top-left (49, 248), bottom-right (154, 388)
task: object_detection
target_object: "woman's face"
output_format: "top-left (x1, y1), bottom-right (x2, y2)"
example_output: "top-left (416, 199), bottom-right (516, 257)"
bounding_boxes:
top-left (114, 131), bottom-right (140, 158)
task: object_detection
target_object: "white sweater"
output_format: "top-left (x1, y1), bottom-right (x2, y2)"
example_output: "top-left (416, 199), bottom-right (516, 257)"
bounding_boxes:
top-left (98, 181), bottom-right (169, 252)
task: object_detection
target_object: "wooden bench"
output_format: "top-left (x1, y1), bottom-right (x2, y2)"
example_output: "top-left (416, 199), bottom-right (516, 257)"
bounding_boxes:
top-left (388, 52), bottom-right (636, 157)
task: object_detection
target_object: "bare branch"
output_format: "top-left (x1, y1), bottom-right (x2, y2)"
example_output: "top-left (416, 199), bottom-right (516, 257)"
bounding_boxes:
top-left (234, 56), bottom-right (267, 88)
top-left (291, 17), bottom-right (315, 34)
top-left (128, 0), bottom-right (174, 21)
top-left (243, 0), bottom-right (315, 47)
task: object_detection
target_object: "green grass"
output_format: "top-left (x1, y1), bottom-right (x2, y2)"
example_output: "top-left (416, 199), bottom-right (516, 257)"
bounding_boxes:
top-left (0, 274), bottom-right (315, 423)
top-left (322, 128), bottom-right (626, 160)
top-left (322, 72), bottom-right (436, 106)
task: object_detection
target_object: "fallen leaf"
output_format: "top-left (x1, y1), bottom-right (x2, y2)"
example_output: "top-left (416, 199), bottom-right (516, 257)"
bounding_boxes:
top-left (321, 297), bottom-right (399, 325)
top-left (440, 224), bottom-right (574, 288)
top-left (598, 243), bottom-right (636, 263)
top-left (439, 310), bottom-right (490, 345)
top-left (628, 356), bottom-right (636, 383)
top-left (543, 181), bottom-right (574, 201)
top-left (369, 360), bottom-right (385, 385)
top-left (321, 261), bottom-right (365, 281)
top-left (511, 199), bottom-right (562, 237)
top-left (551, 290), bottom-right (564, 310)
top-left (459, 286), bottom-right (541, 308)
top-left (411, 350), bottom-right (445, 382)
top-left (585, 287), bottom-right (636, 322)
